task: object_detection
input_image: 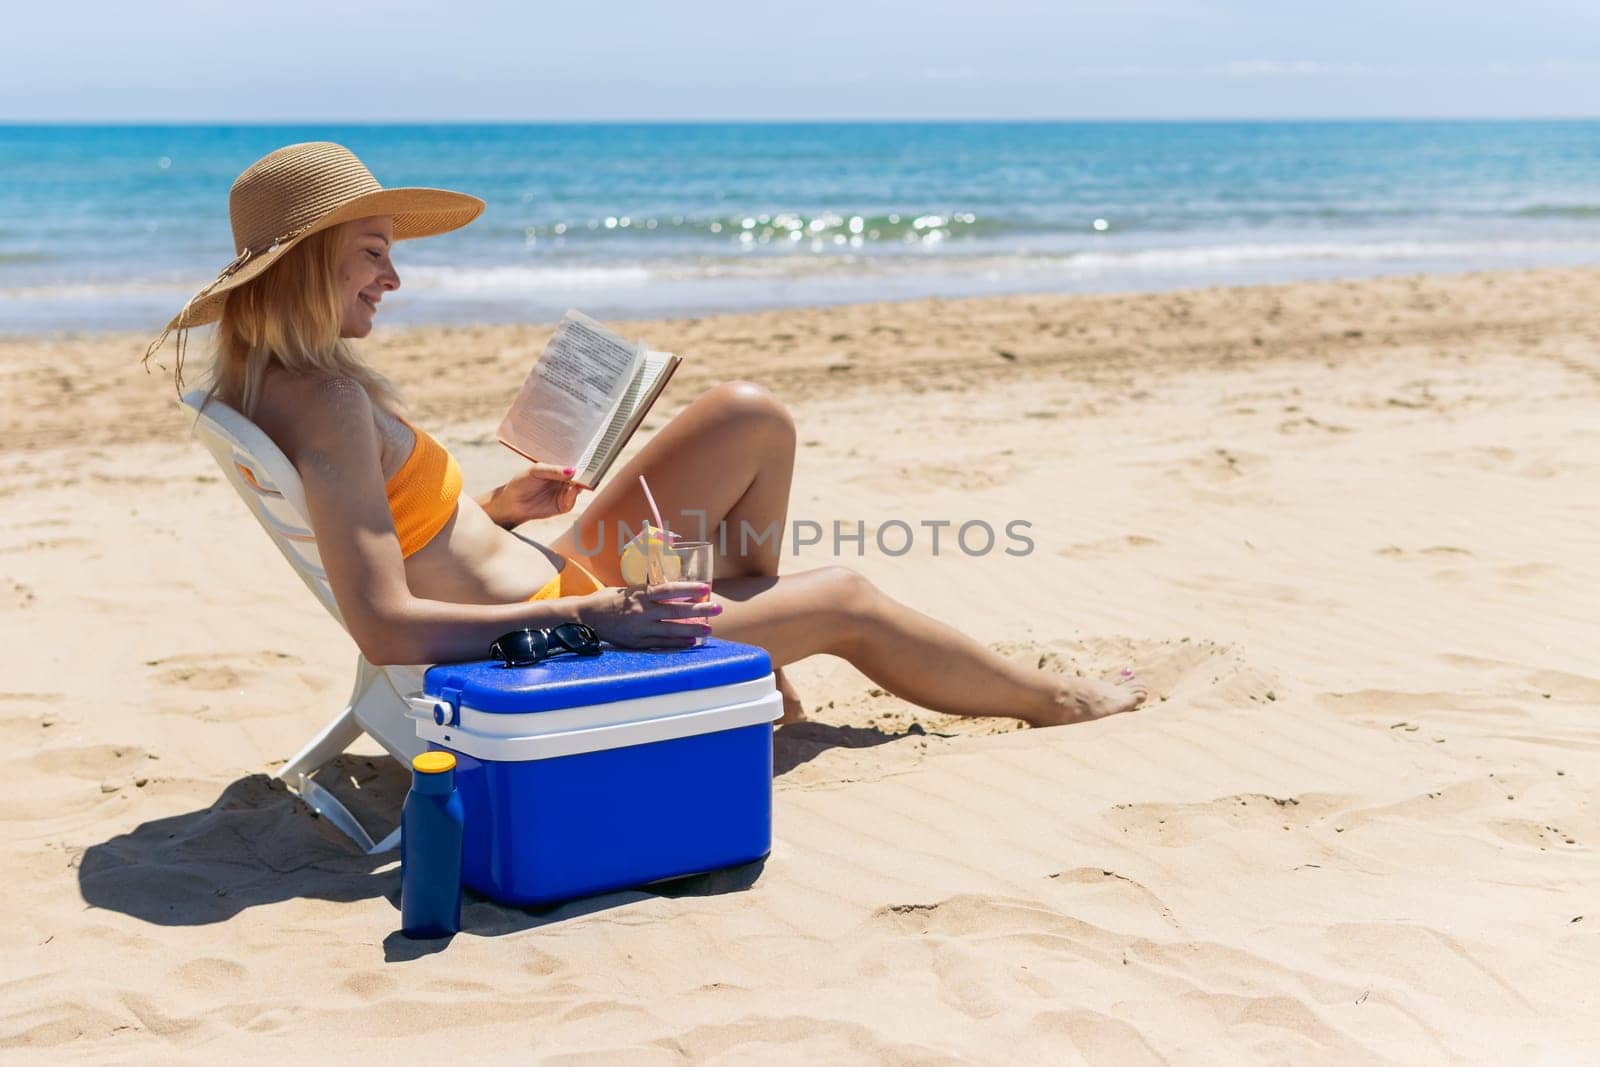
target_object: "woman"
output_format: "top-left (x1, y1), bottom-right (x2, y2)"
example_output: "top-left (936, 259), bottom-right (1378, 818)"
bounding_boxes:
top-left (149, 142), bottom-right (1146, 726)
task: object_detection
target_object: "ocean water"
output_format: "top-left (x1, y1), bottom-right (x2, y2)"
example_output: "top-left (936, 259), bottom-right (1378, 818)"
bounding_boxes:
top-left (2, 121), bottom-right (1599, 333)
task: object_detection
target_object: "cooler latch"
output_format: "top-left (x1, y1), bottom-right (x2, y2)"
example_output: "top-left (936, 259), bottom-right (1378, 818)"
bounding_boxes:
top-left (405, 690), bottom-right (461, 726)
top-left (431, 685), bottom-right (463, 727)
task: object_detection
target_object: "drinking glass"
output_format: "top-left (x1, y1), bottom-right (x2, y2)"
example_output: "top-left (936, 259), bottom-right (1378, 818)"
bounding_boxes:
top-left (661, 541), bottom-right (714, 646)
top-left (622, 538), bottom-right (716, 646)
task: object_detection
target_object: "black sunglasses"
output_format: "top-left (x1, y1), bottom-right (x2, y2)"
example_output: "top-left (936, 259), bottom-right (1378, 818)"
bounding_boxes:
top-left (488, 622), bottom-right (603, 668)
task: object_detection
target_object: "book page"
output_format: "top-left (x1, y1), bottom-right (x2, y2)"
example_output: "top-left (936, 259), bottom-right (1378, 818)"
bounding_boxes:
top-left (580, 349), bottom-right (679, 486)
top-left (496, 311), bottom-right (640, 468)
top-left (577, 345), bottom-right (654, 475)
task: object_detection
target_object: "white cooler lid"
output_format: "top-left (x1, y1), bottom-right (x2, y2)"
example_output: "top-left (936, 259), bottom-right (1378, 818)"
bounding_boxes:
top-left (409, 673), bottom-right (781, 762)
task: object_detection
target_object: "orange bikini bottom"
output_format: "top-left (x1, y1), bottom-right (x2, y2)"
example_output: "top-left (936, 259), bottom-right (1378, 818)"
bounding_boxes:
top-left (529, 555), bottom-right (609, 601)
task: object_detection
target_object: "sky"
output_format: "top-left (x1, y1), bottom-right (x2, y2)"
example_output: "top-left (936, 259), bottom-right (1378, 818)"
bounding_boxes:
top-left (5, 0), bottom-right (1600, 122)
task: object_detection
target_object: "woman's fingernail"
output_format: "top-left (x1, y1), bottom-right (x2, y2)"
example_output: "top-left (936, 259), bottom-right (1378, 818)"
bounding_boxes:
top-left (563, 467), bottom-right (575, 476)
top-left (710, 604), bottom-right (723, 615)
top-left (699, 584), bottom-right (711, 595)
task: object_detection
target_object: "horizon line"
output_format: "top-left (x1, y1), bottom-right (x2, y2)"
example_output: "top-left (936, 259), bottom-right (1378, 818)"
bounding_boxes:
top-left (3, 115), bottom-right (1600, 127)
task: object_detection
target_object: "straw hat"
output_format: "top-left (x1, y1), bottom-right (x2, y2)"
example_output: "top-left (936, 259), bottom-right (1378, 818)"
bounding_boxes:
top-left (160, 141), bottom-right (484, 333)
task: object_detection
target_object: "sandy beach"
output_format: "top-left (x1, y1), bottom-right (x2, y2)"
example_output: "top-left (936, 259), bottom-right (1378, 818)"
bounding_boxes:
top-left (3, 267), bottom-right (1598, 1062)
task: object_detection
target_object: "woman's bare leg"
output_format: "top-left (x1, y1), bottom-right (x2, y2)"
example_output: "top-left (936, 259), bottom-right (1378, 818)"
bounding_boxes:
top-left (550, 381), bottom-right (796, 582)
top-left (709, 567), bottom-right (1148, 726)
top-left (548, 381), bottom-right (1144, 725)
top-left (550, 380), bottom-right (808, 717)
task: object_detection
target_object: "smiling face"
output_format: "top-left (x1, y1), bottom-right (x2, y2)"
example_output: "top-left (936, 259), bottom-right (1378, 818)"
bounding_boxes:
top-left (336, 216), bottom-right (399, 338)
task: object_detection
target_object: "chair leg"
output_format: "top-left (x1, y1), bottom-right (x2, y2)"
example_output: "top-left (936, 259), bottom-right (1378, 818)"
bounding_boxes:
top-left (276, 662), bottom-right (400, 854)
top-left (296, 776), bottom-right (404, 854)
top-left (277, 705), bottom-right (364, 786)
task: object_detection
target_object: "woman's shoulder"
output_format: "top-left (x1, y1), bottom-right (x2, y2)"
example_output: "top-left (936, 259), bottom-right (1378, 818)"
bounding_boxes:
top-left (263, 369), bottom-right (372, 416)
top-left (253, 370), bottom-right (382, 461)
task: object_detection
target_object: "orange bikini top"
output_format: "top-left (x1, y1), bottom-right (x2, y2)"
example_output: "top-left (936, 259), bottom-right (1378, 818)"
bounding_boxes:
top-left (385, 420), bottom-right (463, 558)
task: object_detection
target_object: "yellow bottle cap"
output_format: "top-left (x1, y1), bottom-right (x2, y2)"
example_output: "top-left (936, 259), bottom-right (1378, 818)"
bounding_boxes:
top-left (412, 751), bottom-right (456, 774)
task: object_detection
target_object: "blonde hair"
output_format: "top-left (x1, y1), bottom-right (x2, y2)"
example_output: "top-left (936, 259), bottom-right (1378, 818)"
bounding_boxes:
top-left (202, 223), bottom-right (400, 418)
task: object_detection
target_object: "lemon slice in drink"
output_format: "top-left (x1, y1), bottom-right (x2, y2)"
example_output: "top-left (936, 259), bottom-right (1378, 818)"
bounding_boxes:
top-left (619, 526), bottom-right (681, 586)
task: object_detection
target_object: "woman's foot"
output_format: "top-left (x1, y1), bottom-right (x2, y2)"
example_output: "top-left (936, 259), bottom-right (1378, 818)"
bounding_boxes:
top-left (1032, 668), bottom-right (1149, 726)
top-left (775, 667), bottom-right (806, 724)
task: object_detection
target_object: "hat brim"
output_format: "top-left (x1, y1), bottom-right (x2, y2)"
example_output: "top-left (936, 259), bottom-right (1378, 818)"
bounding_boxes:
top-left (167, 186), bottom-right (485, 330)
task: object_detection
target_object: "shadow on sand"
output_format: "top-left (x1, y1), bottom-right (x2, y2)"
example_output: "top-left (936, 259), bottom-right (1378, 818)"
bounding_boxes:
top-left (773, 719), bottom-right (926, 775)
top-left (80, 721), bottom-right (910, 946)
top-left (381, 855), bottom-right (771, 961)
top-left (78, 722), bottom-right (894, 946)
top-left (79, 755), bottom-right (408, 929)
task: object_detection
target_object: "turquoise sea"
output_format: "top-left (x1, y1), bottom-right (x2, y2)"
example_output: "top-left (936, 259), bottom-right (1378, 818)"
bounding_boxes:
top-left (2, 121), bottom-right (1598, 333)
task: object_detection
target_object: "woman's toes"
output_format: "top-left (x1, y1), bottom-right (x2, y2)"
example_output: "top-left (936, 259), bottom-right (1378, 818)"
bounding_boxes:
top-left (1110, 671), bottom-right (1150, 709)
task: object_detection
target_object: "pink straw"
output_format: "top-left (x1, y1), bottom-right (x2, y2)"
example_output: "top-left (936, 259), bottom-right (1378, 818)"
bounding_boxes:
top-left (639, 475), bottom-right (666, 586)
top-left (639, 474), bottom-right (666, 535)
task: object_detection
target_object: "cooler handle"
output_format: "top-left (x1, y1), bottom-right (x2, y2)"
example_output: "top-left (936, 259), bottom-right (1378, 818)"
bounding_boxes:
top-left (407, 686), bottom-right (461, 727)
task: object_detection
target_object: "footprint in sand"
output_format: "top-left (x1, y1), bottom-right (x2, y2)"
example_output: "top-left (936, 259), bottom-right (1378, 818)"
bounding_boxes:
top-left (153, 663), bottom-right (250, 692)
top-left (849, 456), bottom-right (1021, 494)
top-left (2, 578), bottom-right (36, 610)
top-left (1133, 447), bottom-right (1273, 500)
top-left (1104, 791), bottom-right (1351, 848)
top-left (0, 536), bottom-right (92, 554)
top-left (872, 892), bottom-right (1122, 947)
top-left (1313, 687), bottom-right (1565, 743)
top-left (1485, 816), bottom-right (1583, 851)
top-left (167, 957), bottom-right (249, 992)
top-left (31, 742), bottom-right (152, 780)
top-left (1497, 562), bottom-right (1557, 582)
top-left (1166, 572), bottom-right (1341, 610)
top-left (1203, 447), bottom-right (1254, 478)
top-left (341, 971), bottom-right (399, 1001)
top-left (1429, 653), bottom-right (1600, 706)
top-left (0, 691), bottom-right (66, 740)
top-left (0, 690), bottom-right (64, 706)
top-left (146, 650), bottom-right (302, 692)
top-left (1056, 534), bottom-right (1159, 559)
top-left (1430, 445), bottom-right (1516, 471)
top-left (1046, 867), bottom-right (1181, 928)
top-left (25, 742), bottom-right (159, 808)
top-left (1376, 545), bottom-right (1477, 563)
top-left (1276, 415), bottom-right (1353, 435)
top-left (1521, 667), bottom-right (1600, 703)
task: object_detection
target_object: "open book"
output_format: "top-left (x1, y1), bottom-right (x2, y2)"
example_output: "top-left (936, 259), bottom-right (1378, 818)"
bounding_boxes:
top-left (496, 310), bottom-right (682, 489)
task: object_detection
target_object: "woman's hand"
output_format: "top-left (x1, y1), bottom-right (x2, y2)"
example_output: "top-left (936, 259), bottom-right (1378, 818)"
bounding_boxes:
top-left (575, 583), bottom-right (719, 649)
top-left (483, 464), bottom-right (583, 527)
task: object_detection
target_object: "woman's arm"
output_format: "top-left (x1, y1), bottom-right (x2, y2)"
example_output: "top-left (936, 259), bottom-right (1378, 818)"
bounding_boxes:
top-left (475, 466), bottom-right (584, 529)
top-left (475, 486), bottom-right (514, 528)
top-left (274, 377), bottom-right (705, 665)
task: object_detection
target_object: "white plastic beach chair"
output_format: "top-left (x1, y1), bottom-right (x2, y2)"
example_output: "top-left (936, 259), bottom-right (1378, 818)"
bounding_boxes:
top-left (179, 388), bottom-right (425, 854)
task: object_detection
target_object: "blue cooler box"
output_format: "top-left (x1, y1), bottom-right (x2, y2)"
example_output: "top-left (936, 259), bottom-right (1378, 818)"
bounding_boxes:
top-left (409, 638), bottom-right (782, 907)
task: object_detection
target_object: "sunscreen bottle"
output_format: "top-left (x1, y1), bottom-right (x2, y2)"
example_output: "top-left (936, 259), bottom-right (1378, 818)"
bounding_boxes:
top-left (400, 750), bottom-right (464, 939)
